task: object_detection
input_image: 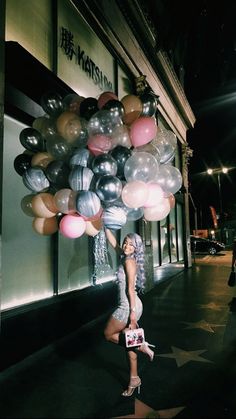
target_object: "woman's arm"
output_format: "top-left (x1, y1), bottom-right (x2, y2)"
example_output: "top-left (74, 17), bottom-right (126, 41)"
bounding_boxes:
top-left (124, 258), bottom-right (137, 329)
top-left (104, 228), bottom-right (122, 254)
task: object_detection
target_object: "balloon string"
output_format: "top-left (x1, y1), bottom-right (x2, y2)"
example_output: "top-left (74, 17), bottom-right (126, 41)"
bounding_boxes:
top-left (92, 228), bottom-right (110, 285)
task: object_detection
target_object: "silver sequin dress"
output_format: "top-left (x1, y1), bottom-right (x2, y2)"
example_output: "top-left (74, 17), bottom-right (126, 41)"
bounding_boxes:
top-left (112, 255), bottom-right (143, 325)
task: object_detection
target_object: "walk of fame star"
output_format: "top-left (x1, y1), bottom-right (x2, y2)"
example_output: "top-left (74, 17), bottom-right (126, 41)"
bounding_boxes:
top-left (157, 346), bottom-right (213, 367)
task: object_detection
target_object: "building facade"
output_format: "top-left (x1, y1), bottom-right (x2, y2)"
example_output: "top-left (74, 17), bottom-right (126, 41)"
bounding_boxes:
top-left (0, 0), bottom-right (195, 369)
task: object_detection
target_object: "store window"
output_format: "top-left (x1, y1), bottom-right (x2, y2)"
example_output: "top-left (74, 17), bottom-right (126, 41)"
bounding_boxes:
top-left (160, 218), bottom-right (170, 264)
top-left (177, 203), bottom-right (184, 260)
top-left (169, 208), bottom-right (177, 262)
top-left (1, 116), bottom-right (54, 310)
top-left (151, 222), bottom-right (160, 267)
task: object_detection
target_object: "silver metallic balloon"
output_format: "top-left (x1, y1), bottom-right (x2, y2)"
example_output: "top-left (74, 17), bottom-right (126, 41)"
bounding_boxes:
top-left (76, 191), bottom-right (101, 218)
top-left (96, 175), bottom-right (122, 202)
top-left (22, 167), bottom-right (50, 192)
top-left (69, 166), bottom-right (94, 191)
top-left (102, 205), bottom-right (127, 230)
top-left (92, 154), bottom-right (117, 176)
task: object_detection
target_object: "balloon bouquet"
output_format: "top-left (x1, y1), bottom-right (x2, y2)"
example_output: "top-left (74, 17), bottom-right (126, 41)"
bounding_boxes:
top-left (14, 90), bottom-right (182, 239)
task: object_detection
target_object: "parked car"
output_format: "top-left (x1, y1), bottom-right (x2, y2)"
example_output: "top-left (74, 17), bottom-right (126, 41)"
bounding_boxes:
top-left (190, 235), bottom-right (225, 255)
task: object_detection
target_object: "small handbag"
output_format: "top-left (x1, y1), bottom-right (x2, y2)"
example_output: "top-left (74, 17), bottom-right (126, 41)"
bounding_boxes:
top-left (125, 327), bottom-right (145, 348)
top-left (228, 268), bottom-right (236, 287)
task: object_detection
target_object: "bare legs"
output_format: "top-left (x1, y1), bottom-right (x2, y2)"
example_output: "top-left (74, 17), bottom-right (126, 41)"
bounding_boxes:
top-left (104, 315), bottom-right (126, 344)
top-left (104, 316), bottom-right (141, 396)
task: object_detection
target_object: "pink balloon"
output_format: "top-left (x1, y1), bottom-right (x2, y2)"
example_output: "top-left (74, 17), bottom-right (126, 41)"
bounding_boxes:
top-left (144, 183), bottom-right (164, 208)
top-left (97, 91), bottom-right (118, 109)
top-left (143, 198), bottom-right (170, 221)
top-left (59, 214), bottom-right (86, 238)
top-left (87, 134), bottom-right (113, 156)
top-left (130, 116), bottom-right (157, 147)
top-left (121, 180), bottom-right (148, 208)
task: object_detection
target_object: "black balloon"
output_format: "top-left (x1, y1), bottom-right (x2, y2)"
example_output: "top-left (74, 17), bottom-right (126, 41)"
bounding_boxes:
top-left (103, 100), bottom-right (125, 118)
top-left (19, 128), bottom-right (45, 152)
top-left (41, 91), bottom-right (64, 117)
top-left (14, 153), bottom-right (32, 176)
top-left (140, 93), bottom-right (158, 117)
top-left (79, 97), bottom-right (99, 120)
top-left (110, 146), bottom-right (132, 178)
top-left (45, 160), bottom-right (70, 189)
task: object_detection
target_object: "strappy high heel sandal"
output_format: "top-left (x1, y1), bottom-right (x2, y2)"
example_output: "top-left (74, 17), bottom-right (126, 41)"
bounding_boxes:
top-left (138, 341), bottom-right (155, 361)
top-left (122, 376), bottom-right (141, 397)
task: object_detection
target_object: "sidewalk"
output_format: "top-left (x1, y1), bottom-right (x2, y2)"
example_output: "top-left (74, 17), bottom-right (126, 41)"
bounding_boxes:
top-left (0, 257), bottom-right (236, 418)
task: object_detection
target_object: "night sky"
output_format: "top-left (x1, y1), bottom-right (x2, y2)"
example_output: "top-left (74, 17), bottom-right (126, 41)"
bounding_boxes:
top-left (145, 0), bottom-right (236, 226)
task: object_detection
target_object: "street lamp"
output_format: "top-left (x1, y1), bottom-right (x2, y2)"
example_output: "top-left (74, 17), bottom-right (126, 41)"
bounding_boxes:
top-left (207, 167), bottom-right (228, 216)
top-left (207, 167), bottom-right (229, 241)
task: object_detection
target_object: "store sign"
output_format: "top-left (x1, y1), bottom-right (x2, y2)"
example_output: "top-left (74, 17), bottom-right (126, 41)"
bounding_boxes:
top-left (60, 27), bottom-right (113, 91)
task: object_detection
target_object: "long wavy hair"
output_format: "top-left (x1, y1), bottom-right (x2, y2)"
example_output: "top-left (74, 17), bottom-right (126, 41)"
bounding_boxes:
top-left (123, 233), bottom-right (146, 293)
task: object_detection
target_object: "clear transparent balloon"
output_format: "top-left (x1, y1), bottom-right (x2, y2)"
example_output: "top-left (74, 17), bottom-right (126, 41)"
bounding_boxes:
top-left (124, 151), bottom-right (159, 183)
top-left (87, 109), bottom-right (123, 137)
top-left (151, 129), bottom-right (177, 164)
top-left (154, 164), bottom-right (182, 194)
top-left (46, 133), bottom-right (73, 160)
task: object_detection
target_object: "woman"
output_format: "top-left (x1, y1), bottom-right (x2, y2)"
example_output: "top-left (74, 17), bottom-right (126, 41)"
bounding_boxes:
top-left (104, 228), bottom-right (155, 397)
